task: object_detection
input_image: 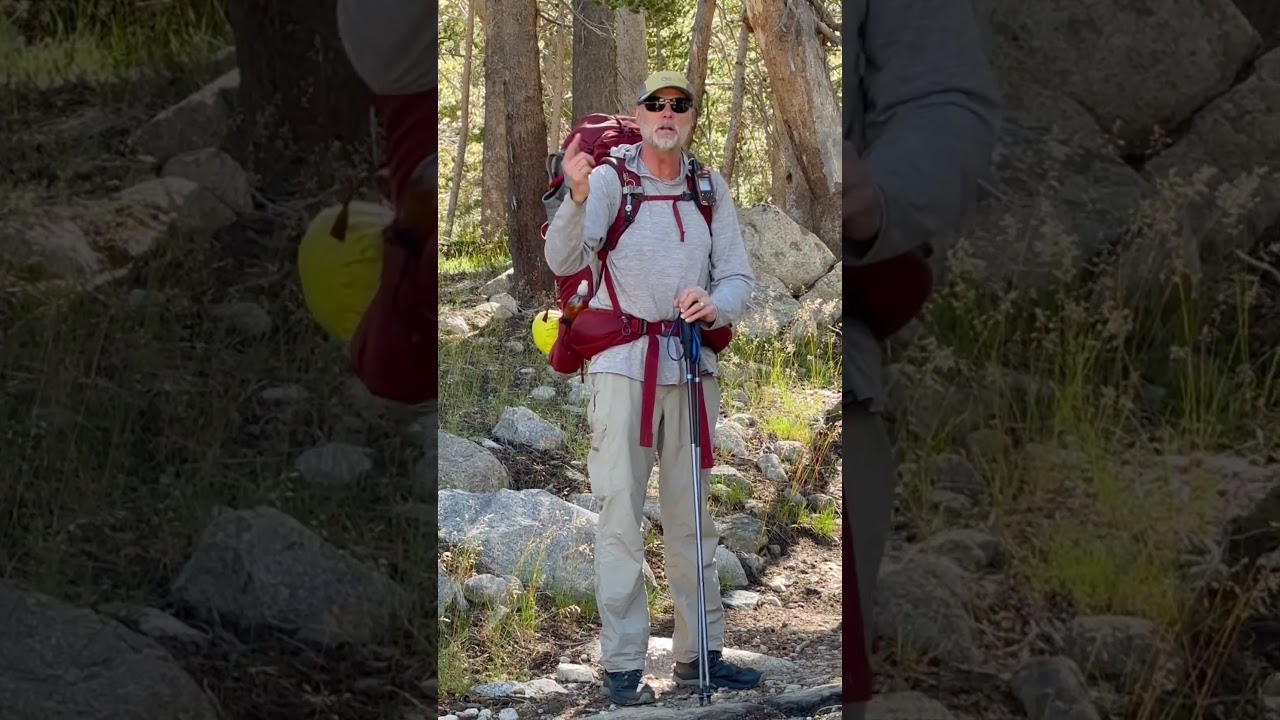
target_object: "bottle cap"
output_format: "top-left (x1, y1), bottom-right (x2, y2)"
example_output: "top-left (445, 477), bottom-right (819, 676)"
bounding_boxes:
top-left (577, 279), bottom-right (589, 296)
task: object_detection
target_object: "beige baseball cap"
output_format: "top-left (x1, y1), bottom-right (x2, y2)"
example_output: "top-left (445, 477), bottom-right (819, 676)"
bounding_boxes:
top-left (635, 70), bottom-right (695, 103)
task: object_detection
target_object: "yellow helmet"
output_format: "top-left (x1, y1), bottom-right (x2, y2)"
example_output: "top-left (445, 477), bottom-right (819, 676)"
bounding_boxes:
top-left (531, 308), bottom-right (562, 355)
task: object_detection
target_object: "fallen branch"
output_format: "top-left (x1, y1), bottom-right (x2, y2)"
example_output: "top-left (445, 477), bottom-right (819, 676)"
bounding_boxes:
top-left (1235, 249), bottom-right (1280, 286)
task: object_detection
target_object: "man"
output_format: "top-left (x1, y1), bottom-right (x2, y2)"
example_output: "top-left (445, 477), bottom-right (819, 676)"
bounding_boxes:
top-left (543, 72), bottom-right (759, 706)
top-left (841, 0), bottom-right (1002, 717)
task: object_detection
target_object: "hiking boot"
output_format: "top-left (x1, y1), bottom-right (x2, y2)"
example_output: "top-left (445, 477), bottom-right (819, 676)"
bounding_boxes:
top-left (601, 669), bottom-right (656, 706)
top-left (673, 650), bottom-right (763, 690)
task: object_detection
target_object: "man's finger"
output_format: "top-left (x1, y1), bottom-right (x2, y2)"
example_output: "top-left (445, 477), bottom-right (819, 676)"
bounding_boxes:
top-left (566, 135), bottom-right (580, 159)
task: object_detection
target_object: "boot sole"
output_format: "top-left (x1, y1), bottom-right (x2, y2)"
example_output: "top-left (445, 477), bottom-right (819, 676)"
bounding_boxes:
top-left (600, 685), bottom-right (656, 706)
top-left (672, 675), bottom-right (763, 691)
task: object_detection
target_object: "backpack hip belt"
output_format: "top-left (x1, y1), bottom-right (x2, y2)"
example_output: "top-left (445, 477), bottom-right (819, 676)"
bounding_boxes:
top-left (566, 309), bottom-right (715, 469)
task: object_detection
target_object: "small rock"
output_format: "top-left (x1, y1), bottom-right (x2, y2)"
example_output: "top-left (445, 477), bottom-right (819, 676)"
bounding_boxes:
top-left (873, 555), bottom-right (980, 665)
top-left (480, 268), bottom-right (513, 296)
top-left (757, 454), bottom-right (788, 483)
top-left (0, 581), bottom-right (219, 720)
top-left (865, 691), bottom-right (956, 719)
top-left (210, 301), bottom-right (272, 337)
top-left (1262, 673), bottom-right (1280, 719)
top-left (490, 292), bottom-right (519, 315)
top-left (774, 440), bottom-right (806, 463)
top-left (492, 406), bottom-right (566, 451)
top-left (565, 376), bottom-right (590, 404)
top-left (171, 506), bottom-right (405, 645)
top-left (921, 528), bottom-right (1002, 571)
top-left (1009, 656), bottom-right (1101, 720)
top-left (924, 453), bottom-right (987, 500)
top-left (1064, 615), bottom-right (1169, 686)
top-left (928, 489), bottom-right (976, 517)
top-left (710, 465), bottom-right (750, 491)
top-left (780, 488), bottom-right (806, 508)
top-left (498, 709), bottom-right (519, 720)
top-left (714, 419), bottom-right (751, 458)
top-left (716, 546), bottom-right (749, 588)
top-left (530, 386), bottom-right (556, 401)
top-left (719, 514), bottom-right (766, 554)
top-left (463, 574), bottom-right (523, 607)
top-left (439, 431), bottom-right (512, 493)
top-left (470, 678), bottom-right (568, 699)
top-left (294, 442), bottom-right (373, 488)
top-left (806, 493), bottom-right (838, 512)
top-left (723, 590), bottom-right (761, 609)
top-left (160, 148), bottom-right (252, 214)
top-left (556, 662), bottom-right (597, 683)
top-left (438, 569), bottom-right (467, 614)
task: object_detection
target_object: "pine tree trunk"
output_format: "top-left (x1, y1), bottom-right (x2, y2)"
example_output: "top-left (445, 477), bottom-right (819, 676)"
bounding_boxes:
top-left (445, 0), bottom-right (477, 241)
top-left (744, 0), bottom-right (841, 254)
top-left (492, 0), bottom-right (555, 305)
top-left (722, 11), bottom-right (751, 183)
top-left (222, 0), bottom-right (371, 192)
top-left (478, 0), bottom-right (509, 242)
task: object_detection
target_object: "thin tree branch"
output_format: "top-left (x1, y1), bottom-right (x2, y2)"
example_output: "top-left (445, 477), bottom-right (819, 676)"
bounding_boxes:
top-left (805, 0), bottom-right (840, 32)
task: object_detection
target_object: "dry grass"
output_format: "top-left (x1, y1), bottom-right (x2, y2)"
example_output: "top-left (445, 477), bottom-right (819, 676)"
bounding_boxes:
top-left (890, 166), bottom-right (1280, 718)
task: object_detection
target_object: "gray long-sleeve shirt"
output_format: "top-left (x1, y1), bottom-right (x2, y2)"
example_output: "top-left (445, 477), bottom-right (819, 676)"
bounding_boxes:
top-left (544, 143), bottom-right (755, 384)
top-left (843, 0), bottom-right (1002, 408)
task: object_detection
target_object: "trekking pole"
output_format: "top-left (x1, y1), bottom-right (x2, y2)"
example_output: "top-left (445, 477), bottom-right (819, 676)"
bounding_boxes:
top-left (678, 317), bottom-right (713, 706)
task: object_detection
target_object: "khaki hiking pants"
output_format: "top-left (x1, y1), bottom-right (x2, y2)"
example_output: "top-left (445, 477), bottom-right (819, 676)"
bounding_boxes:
top-left (586, 371), bottom-right (724, 673)
top-left (843, 400), bottom-right (899, 720)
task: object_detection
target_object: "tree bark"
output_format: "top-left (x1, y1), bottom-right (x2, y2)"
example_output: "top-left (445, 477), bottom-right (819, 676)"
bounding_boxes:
top-left (445, 0), bottom-right (478, 241)
top-left (493, 0), bottom-right (555, 305)
top-left (613, 7), bottom-right (647, 111)
top-left (744, 0), bottom-right (841, 254)
top-left (548, 12), bottom-right (568, 152)
top-left (221, 0), bottom-right (371, 191)
top-left (721, 11), bottom-right (751, 183)
top-left (685, 0), bottom-right (717, 107)
top-left (478, 0), bottom-right (509, 242)
top-left (769, 91), bottom-right (817, 235)
top-left (571, 0), bottom-right (647, 121)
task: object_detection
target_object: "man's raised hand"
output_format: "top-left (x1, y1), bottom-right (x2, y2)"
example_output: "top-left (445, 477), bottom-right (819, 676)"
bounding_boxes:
top-left (564, 135), bottom-right (594, 204)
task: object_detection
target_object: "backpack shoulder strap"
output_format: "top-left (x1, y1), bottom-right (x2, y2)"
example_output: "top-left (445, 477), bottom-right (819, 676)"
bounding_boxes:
top-left (599, 155), bottom-right (643, 256)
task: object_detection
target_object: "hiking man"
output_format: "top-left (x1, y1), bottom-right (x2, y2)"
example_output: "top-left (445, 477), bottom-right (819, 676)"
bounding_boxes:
top-left (543, 71), bottom-right (760, 706)
top-left (842, 1), bottom-right (1002, 716)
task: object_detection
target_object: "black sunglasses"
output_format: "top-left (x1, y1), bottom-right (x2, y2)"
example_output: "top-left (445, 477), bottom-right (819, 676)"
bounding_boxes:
top-left (640, 97), bottom-right (692, 114)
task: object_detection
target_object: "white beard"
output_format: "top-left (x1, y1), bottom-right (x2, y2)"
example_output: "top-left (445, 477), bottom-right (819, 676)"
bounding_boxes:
top-left (642, 124), bottom-right (689, 151)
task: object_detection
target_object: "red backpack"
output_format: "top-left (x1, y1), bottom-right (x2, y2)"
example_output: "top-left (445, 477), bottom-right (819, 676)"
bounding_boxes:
top-left (345, 89), bottom-right (438, 407)
top-left (537, 113), bottom-right (733, 377)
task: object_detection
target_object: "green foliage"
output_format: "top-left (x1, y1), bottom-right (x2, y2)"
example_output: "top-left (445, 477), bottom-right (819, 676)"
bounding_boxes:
top-left (595, 0), bottom-right (687, 26)
top-left (438, 0), bottom-right (842, 253)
